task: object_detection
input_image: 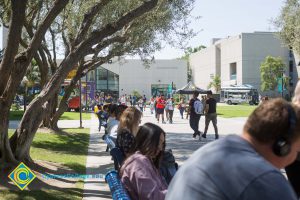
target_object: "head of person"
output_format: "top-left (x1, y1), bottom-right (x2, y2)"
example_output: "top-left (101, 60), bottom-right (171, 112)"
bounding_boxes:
top-left (161, 94), bottom-right (165, 99)
top-left (132, 123), bottom-right (166, 168)
top-left (243, 98), bottom-right (300, 168)
top-left (115, 104), bottom-right (128, 120)
top-left (97, 104), bottom-right (102, 110)
top-left (107, 104), bottom-right (117, 117)
top-left (207, 91), bottom-right (213, 98)
top-left (119, 106), bottom-right (142, 136)
top-left (193, 91), bottom-right (199, 98)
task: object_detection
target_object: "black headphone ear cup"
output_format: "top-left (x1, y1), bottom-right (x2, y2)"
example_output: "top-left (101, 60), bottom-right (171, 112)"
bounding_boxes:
top-left (273, 138), bottom-right (291, 157)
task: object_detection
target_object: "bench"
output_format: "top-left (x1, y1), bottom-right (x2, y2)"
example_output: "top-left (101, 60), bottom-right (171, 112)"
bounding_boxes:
top-left (105, 170), bottom-right (131, 200)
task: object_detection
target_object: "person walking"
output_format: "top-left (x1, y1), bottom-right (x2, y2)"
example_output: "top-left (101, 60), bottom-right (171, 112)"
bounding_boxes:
top-left (202, 91), bottom-right (218, 139)
top-left (166, 97), bottom-right (175, 123)
top-left (156, 94), bottom-right (166, 124)
top-left (177, 98), bottom-right (185, 119)
top-left (189, 91), bottom-right (203, 139)
top-left (149, 96), bottom-right (155, 114)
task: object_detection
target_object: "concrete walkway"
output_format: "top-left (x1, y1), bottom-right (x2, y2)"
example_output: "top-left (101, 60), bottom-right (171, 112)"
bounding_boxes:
top-left (83, 114), bottom-right (113, 200)
top-left (81, 108), bottom-right (247, 200)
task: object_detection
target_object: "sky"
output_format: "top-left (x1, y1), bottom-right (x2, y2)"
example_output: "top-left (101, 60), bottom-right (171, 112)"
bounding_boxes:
top-left (153, 0), bottom-right (286, 59)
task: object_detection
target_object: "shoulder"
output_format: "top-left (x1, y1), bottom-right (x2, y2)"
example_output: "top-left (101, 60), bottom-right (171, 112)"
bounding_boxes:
top-left (240, 171), bottom-right (297, 199)
top-left (122, 152), bottom-right (151, 170)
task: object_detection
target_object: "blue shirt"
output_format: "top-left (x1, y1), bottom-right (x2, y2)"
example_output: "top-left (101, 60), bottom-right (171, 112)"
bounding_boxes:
top-left (166, 135), bottom-right (297, 200)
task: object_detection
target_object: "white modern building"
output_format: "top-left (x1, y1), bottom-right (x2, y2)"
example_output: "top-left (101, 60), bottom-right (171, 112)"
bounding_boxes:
top-left (96, 59), bottom-right (187, 99)
top-left (0, 25), bottom-right (8, 49)
top-left (190, 32), bottom-right (300, 96)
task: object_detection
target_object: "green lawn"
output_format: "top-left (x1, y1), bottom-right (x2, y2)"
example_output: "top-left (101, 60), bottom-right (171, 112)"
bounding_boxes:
top-left (9, 111), bottom-right (91, 120)
top-left (2, 128), bottom-right (90, 200)
top-left (217, 104), bottom-right (258, 118)
top-left (59, 112), bottom-right (91, 120)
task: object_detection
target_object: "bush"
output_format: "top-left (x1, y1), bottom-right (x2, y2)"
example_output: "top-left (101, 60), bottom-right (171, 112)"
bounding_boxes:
top-left (132, 90), bottom-right (142, 99)
top-left (11, 103), bottom-right (21, 111)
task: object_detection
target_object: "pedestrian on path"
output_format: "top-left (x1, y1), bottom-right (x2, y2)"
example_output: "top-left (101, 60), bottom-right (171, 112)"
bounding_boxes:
top-left (189, 91), bottom-right (202, 138)
top-left (166, 97), bottom-right (175, 123)
top-left (120, 123), bottom-right (167, 200)
top-left (202, 91), bottom-right (219, 139)
top-left (156, 94), bottom-right (166, 124)
top-left (167, 99), bottom-right (300, 200)
top-left (177, 98), bottom-right (185, 119)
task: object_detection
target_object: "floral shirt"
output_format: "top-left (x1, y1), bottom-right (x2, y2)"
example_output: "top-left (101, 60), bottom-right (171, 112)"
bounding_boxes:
top-left (116, 129), bottom-right (135, 157)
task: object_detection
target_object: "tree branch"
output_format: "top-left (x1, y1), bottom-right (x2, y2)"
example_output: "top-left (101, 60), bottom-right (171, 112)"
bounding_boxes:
top-left (75, 0), bottom-right (159, 58)
top-left (73, 0), bottom-right (111, 46)
top-left (26, 0), bottom-right (70, 59)
top-left (0, 0), bottom-right (27, 94)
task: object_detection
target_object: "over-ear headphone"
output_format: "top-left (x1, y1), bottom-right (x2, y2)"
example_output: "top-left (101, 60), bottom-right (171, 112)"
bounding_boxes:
top-left (273, 105), bottom-right (297, 157)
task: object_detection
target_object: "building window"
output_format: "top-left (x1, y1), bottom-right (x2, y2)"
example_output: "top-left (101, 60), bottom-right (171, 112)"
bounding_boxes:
top-left (230, 62), bottom-right (237, 80)
top-left (289, 61), bottom-right (294, 72)
top-left (96, 67), bottom-right (119, 98)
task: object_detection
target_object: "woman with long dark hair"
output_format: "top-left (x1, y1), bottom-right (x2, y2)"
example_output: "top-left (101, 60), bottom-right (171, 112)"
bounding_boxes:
top-left (120, 123), bottom-right (167, 200)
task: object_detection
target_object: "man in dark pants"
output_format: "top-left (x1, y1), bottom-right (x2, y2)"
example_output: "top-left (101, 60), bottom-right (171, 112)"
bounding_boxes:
top-left (202, 91), bottom-right (218, 139)
top-left (189, 91), bottom-right (202, 139)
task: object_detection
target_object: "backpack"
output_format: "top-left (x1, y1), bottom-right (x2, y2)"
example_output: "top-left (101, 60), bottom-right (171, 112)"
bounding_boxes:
top-left (160, 149), bottom-right (178, 185)
top-left (194, 99), bottom-right (203, 114)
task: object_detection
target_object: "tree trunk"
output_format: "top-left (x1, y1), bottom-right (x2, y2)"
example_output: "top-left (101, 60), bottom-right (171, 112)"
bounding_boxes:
top-left (42, 92), bottom-right (58, 128)
top-left (0, 104), bottom-right (17, 164)
top-left (10, 100), bottom-right (46, 161)
top-left (50, 68), bottom-right (83, 130)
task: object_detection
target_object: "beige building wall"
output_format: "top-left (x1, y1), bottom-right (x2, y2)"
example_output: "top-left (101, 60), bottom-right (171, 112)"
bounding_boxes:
top-left (219, 35), bottom-right (243, 86)
top-left (190, 32), bottom-right (295, 96)
top-left (241, 32), bottom-right (290, 92)
top-left (102, 59), bottom-right (187, 98)
top-left (190, 46), bottom-right (219, 92)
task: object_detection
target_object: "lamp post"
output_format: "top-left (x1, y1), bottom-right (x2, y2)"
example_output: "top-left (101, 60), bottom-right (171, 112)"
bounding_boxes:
top-left (79, 77), bottom-right (83, 128)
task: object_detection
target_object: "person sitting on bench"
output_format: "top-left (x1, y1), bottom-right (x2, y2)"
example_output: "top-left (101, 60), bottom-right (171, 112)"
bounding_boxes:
top-left (120, 123), bottom-right (167, 200)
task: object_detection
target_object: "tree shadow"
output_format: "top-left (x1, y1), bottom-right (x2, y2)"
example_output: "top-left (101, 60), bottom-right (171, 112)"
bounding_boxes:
top-left (31, 131), bottom-right (89, 157)
top-left (166, 132), bottom-right (224, 165)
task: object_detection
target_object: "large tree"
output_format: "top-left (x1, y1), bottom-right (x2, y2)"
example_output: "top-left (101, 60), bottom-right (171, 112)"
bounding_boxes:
top-left (275, 0), bottom-right (300, 54)
top-left (260, 56), bottom-right (287, 92)
top-left (207, 75), bottom-right (221, 93)
top-left (0, 0), bottom-right (195, 164)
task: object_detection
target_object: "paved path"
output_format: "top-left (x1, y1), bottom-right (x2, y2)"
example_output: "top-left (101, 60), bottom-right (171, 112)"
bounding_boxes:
top-left (83, 114), bottom-right (113, 200)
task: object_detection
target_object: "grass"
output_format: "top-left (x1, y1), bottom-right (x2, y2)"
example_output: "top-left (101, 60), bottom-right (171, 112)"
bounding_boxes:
top-left (9, 111), bottom-right (91, 120)
top-left (217, 104), bottom-right (258, 118)
top-left (2, 128), bottom-right (90, 200)
top-left (9, 110), bottom-right (24, 120)
top-left (59, 112), bottom-right (91, 120)
top-left (0, 189), bottom-right (84, 200)
top-left (30, 128), bottom-right (90, 173)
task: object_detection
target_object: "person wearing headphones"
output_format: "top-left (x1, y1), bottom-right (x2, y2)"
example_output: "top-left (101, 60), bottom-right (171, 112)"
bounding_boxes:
top-left (166, 98), bottom-right (300, 200)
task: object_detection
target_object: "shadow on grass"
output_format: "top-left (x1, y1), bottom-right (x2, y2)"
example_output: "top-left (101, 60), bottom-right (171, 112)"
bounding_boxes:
top-left (0, 188), bottom-right (83, 200)
top-left (31, 131), bottom-right (89, 157)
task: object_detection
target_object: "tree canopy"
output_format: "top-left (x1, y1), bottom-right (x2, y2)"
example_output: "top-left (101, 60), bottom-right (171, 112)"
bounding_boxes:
top-left (275, 0), bottom-right (300, 54)
top-left (260, 56), bottom-right (287, 92)
top-left (0, 0), bottom-right (196, 164)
